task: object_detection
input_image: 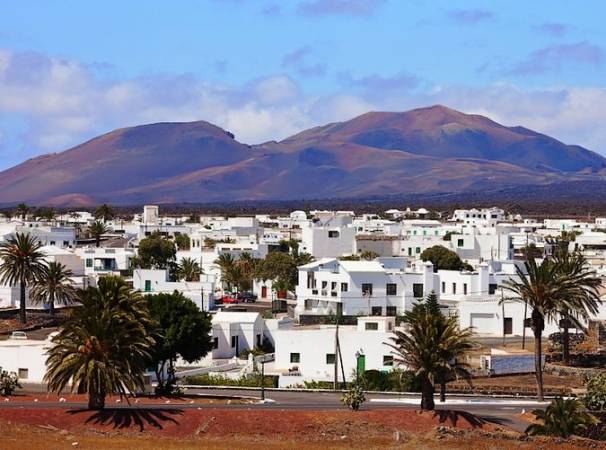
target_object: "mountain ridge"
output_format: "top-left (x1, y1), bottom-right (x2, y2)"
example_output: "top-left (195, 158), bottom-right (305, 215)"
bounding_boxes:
top-left (0, 105), bottom-right (604, 206)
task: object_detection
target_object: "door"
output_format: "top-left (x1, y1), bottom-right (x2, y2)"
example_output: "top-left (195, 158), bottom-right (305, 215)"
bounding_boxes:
top-left (261, 286), bottom-right (267, 299)
top-left (504, 318), bottom-right (513, 335)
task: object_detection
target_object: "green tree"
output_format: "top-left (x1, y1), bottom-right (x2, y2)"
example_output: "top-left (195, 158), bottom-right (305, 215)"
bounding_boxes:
top-left (176, 257), bottom-right (202, 282)
top-left (552, 247), bottom-right (601, 366)
top-left (360, 250), bottom-right (380, 260)
top-left (146, 292), bottom-right (213, 394)
top-left (30, 261), bottom-right (76, 316)
top-left (420, 245), bottom-right (472, 272)
top-left (94, 204), bottom-right (115, 223)
top-left (526, 397), bottom-right (599, 438)
top-left (88, 220), bottom-right (109, 247)
top-left (0, 233), bottom-right (46, 323)
top-left (501, 257), bottom-right (597, 401)
top-left (582, 372), bottom-right (606, 411)
top-left (135, 232), bottom-right (177, 269)
top-left (174, 233), bottom-right (190, 251)
top-left (14, 203), bottom-right (29, 220)
top-left (36, 207), bottom-right (56, 222)
top-left (44, 276), bottom-right (154, 409)
top-left (385, 301), bottom-right (474, 410)
top-left (215, 253), bottom-right (238, 291)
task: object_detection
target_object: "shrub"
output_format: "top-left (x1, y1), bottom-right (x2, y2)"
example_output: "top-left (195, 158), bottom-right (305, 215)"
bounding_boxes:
top-left (526, 397), bottom-right (599, 438)
top-left (0, 370), bottom-right (21, 396)
top-left (341, 381), bottom-right (366, 411)
top-left (184, 373), bottom-right (278, 388)
top-left (303, 380), bottom-right (335, 389)
top-left (583, 373), bottom-right (606, 411)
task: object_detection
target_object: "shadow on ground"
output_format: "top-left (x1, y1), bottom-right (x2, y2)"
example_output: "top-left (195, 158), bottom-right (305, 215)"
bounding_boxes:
top-left (68, 408), bottom-right (184, 431)
top-left (433, 409), bottom-right (511, 428)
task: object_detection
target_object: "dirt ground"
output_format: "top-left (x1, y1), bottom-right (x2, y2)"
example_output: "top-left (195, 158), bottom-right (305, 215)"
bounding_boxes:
top-left (0, 407), bottom-right (602, 449)
top-left (449, 373), bottom-right (584, 393)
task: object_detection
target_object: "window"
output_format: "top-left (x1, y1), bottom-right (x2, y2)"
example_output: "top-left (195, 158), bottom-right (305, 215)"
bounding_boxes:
top-left (457, 239), bottom-right (464, 247)
top-left (86, 258), bottom-right (93, 268)
top-left (326, 353), bottom-right (335, 364)
top-left (415, 247), bottom-right (421, 254)
top-left (328, 230), bottom-right (339, 238)
top-left (386, 306), bottom-right (397, 316)
top-left (441, 282), bottom-right (445, 293)
top-left (452, 283), bottom-right (457, 294)
top-left (340, 282), bottom-right (348, 292)
top-left (213, 337), bottom-right (219, 349)
top-left (63, 240), bottom-right (69, 246)
top-left (231, 336), bottom-right (238, 348)
top-left (362, 283), bottom-right (373, 296)
top-left (371, 306), bottom-right (382, 316)
top-left (331, 282), bottom-right (337, 291)
top-left (256, 334), bottom-right (262, 346)
top-left (463, 283), bottom-right (468, 295)
top-left (365, 322), bottom-right (379, 330)
top-left (386, 283), bottom-right (397, 296)
top-left (307, 272), bottom-right (315, 289)
top-left (290, 352), bottom-right (300, 363)
top-left (383, 355), bottom-right (394, 366)
top-left (408, 248), bottom-right (412, 256)
top-left (50, 241), bottom-right (55, 245)
top-left (413, 283), bottom-right (424, 298)
top-left (489, 283), bottom-right (498, 295)
top-left (18, 368), bottom-right (28, 379)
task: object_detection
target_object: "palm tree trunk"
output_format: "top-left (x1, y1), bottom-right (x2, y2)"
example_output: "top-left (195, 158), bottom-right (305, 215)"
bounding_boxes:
top-left (88, 392), bottom-right (105, 410)
top-left (420, 375), bottom-right (435, 410)
top-left (49, 290), bottom-right (55, 316)
top-left (532, 312), bottom-right (544, 401)
top-left (562, 316), bottom-right (570, 366)
top-left (19, 281), bottom-right (26, 324)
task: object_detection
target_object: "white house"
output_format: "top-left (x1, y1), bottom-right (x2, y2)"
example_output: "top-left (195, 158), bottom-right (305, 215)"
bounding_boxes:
top-left (294, 257), bottom-right (430, 320)
top-left (133, 269), bottom-right (216, 310)
top-left (273, 316), bottom-right (398, 386)
top-left (0, 335), bottom-right (51, 383)
top-left (210, 311), bottom-right (266, 359)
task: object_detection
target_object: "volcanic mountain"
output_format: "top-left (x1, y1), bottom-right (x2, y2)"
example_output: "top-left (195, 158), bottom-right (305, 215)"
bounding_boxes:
top-left (0, 105), bottom-right (604, 206)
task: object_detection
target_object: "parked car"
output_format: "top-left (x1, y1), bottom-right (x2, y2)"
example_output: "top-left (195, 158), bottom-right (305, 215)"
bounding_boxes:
top-left (236, 292), bottom-right (257, 303)
top-left (221, 295), bottom-right (240, 304)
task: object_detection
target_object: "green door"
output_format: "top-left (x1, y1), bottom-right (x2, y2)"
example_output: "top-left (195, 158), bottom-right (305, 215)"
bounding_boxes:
top-left (357, 355), bottom-right (366, 374)
top-left (144, 280), bottom-right (151, 292)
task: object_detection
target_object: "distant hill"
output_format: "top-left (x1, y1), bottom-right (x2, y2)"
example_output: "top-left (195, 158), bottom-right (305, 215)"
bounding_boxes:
top-left (0, 105), bottom-right (604, 206)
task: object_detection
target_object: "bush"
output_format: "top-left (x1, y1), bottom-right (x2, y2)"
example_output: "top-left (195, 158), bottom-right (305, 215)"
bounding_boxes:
top-left (184, 373), bottom-right (278, 388)
top-left (583, 373), bottom-right (606, 411)
top-left (341, 380), bottom-right (366, 411)
top-left (302, 380), bottom-right (335, 389)
top-left (0, 371), bottom-right (21, 396)
top-left (526, 397), bottom-right (599, 438)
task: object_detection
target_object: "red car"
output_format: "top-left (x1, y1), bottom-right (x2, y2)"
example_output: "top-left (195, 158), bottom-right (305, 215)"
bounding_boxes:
top-left (221, 295), bottom-right (240, 304)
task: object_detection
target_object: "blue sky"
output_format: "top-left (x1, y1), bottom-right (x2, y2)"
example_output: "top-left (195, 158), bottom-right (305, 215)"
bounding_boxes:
top-left (1, 0), bottom-right (606, 167)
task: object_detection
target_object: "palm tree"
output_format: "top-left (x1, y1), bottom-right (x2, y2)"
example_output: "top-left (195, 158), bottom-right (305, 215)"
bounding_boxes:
top-left (0, 233), bottom-right (46, 323)
top-left (215, 253), bottom-right (237, 291)
top-left (88, 220), bottom-right (109, 247)
top-left (176, 257), bottom-right (202, 282)
top-left (30, 261), bottom-right (76, 316)
top-left (526, 397), bottom-right (598, 438)
top-left (551, 248), bottom-right (601, 365)
top-left (14, 203), bottom-right (29, 220)
top-left (44, 276), bottom-right (154, 409)
top-left (501, 257), bottom-right (593, 400)
top-left (385, 302), bottom-right (474, 410)
top-left (94, 204), bottom-right (115, 223)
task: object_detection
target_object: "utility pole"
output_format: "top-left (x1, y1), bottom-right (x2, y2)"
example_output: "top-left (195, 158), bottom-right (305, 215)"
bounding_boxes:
top-left (522, 299), bottom-right (528, 350)
top-left (260, 357), bottom-right (266, 401)
top-left (501, 288), bottom-right (506, 347)
top-left (333, 319), bottom-right (339, 390)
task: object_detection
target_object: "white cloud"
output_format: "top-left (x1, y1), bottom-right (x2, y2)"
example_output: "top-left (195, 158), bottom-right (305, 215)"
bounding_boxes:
top-left (0, 48), bottom-right (605, 165)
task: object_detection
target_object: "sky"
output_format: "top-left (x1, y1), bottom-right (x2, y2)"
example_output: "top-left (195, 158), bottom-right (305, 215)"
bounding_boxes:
top-left (1, 0), bottom-right (606, 167)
